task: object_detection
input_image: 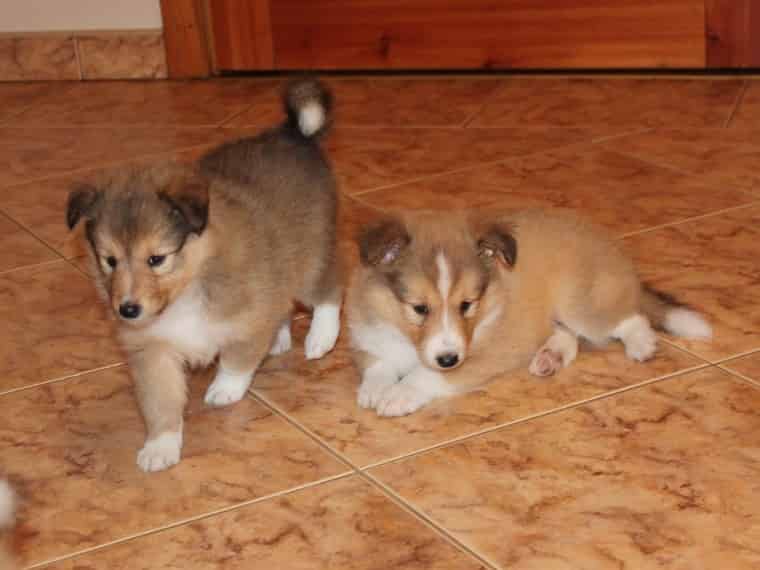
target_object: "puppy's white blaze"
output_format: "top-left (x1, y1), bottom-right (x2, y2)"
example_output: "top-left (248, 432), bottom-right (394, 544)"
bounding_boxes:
top-left (350, 322), bottom-right (419, 377)
top-left (473, 306), bottom-right (502, 344)
top-left (426, 253), bottom-right (464, 365)
top-left (436, 253), bottom-right (452, 299)
top-left (298, 102), bottom-right (325, 137)
top-left (0, 479), bottom-right (15, 529)
top-left (137, 427), bottom-right (183, 472)
top-left (664, 308), bottom-right (712, 339)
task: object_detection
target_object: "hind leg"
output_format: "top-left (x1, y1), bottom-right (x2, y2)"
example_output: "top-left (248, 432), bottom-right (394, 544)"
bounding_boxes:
top-left (303, 254), bottom-right (342, 360)
top-left (269, 318), bottom-right (292, 356)
top-left (529, 325), bottom-right (579, 377)
top-left (611, 314), bottom-right (658, 362)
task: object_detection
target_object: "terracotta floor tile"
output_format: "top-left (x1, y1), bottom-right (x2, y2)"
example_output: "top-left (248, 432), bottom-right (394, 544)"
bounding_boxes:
top-left (254, 316), bottom-right (701, 468)
top-left (0, 212), bottom-right (57, 272)
top-left (228, 77), bottom-right (503, 128)
top-left (470, 78), bottom-right (743, 128)
top-left (45, 476), bottom-right (483, 570)
top-left (720, 352), bottom-right (760, 385)
top-left (357, 147), bottom-right (753, 235)
top-left (0, 261), bottom-right (122, 392)
top-left (7, 79), bottom-right (282, 127)
top-left (2, 366), bottom-right (348, 567)
top-left (327, 127), bottom-right (599, 194)
top-left (0, 126), bottom-right (234, 187)
top-left (623, 206), bottom-right (760, 361)
top-left (371, 368), bottom-right (760, 570)
top-left (0, 81), bottom-right (60, 124)
top-left (603, 128), bottom-right (760, 194)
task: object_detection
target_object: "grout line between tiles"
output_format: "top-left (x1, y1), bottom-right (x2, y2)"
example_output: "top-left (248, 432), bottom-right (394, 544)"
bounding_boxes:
top-left (27, 471), bottom-right (355, 569)
top-left (216, 104), bottom-right (259, 128)
top-left (603, 148), bottom-right (696, 177)
top-left (715, 362), bottom-right (760, 390)
top-left (357, 470), bottom-right (502, 570)
top-left (617, 201), bottom-right (759, 239)
top-left (359, 361), bottom-right (712, 472)
top-left (708, 347), bottom-right (760, 366)
top-left (588, 127), bottom-right (654, 144)
top-left (0, 256), bottom-right (67, 278)
top-left (723, 80), bottom-right (748, 128)
top-left (0, 362), bottom-right (125, 398)
top-left (249, 391), bottom-right (498, 567)
top-left (249, 390), bottom-right (362, 472)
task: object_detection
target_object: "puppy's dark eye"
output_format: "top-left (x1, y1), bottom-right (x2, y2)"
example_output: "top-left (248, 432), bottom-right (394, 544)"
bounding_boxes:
top-left (460, 301), bottom-right (472, 314)
top-left (147, 255), bottom-right (166, 268)
top-left (413, 304), bottom-right (429, 316)
top-left (106, 256), bottom-right (117, 268)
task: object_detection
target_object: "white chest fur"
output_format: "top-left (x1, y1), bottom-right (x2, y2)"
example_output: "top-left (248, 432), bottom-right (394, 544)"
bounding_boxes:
top-left (144, 285), bottom-right (233, 366)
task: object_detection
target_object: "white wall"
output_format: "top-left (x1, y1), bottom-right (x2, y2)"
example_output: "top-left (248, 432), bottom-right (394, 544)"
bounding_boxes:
top-left (0, 0), bottom-right (163, 32)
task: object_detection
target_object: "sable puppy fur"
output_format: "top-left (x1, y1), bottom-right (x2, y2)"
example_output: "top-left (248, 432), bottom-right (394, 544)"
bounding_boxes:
top-left (347, 208), bottom-right (711, 417)
top-left (66, 78), bottom-right (341, 471)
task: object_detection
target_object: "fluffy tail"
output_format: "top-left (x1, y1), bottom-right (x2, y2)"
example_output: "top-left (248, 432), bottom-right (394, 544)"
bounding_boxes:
top-left (283, 77), bottom-right (333, 139)
top-left (0, 480), bottom-right (15, 530)
top-left (641, 285), bottom-right (712, 339)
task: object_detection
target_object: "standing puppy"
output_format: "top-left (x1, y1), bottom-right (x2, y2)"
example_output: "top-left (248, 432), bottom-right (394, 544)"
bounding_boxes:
top-left (66, 79), bottom-right (341, 471)
top-left (347, 209), bottom-right (711, 417)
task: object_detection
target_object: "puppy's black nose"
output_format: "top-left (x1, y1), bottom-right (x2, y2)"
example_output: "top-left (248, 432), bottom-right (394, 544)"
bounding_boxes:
top-left (119, 302), bottom-right (142, 320)
top-left (436, 353), bottom-right (459, 368)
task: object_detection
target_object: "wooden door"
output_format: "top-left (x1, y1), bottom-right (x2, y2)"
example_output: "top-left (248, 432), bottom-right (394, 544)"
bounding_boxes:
top-left (160, 0), bottom-right (760, 77)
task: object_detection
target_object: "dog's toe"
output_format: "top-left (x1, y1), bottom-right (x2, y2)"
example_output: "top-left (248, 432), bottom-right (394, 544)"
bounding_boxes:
top-left (137, 432), bottom-right (182, 472)
top-left (529, 348), bottom-right (563, 377)
top-left (375, 383), bottom-right (428, 417)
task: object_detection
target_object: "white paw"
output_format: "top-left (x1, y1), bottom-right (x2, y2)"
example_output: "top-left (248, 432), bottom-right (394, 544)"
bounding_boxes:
top-left (375, 383), bottom-right (432, 417)
top-left (624, 330), bottom-right (658, 362)
top-left (529, 348), bottom-right (563, 377)
top-left (269, 322), bottom-right (292, 355)
top-left (357, 374), bottom-right (397, 409)
top-left (305, 303), bottom-right (340, 360)
top-left (204, 368), bottom-right (252, 407)
top-left (137, 430), bottom-right (182, 472)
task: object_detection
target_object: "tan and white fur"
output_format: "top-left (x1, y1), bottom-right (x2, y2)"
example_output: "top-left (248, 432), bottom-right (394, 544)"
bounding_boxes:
top-left (347, 209), bottom-right (711, 417)
top-left (66, 79), bottom-right (341, 471)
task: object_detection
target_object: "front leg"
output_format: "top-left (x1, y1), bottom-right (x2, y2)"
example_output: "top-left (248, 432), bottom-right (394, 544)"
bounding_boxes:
top-left (375, 366), bottom-right (456, 417)
top-left (357, 359), bottom-right (399, 410)
top-left (130, 346), bottom-right (187, 472)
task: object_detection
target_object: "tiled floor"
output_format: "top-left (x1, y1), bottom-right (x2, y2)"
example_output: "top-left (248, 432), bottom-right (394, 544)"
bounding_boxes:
top-left (1, 75), bottom-right (759, 569)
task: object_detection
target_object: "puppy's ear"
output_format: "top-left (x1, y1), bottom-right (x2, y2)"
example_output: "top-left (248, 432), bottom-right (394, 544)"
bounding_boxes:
top-left (477, 223), bottom-right (517, 268)
top-left (66, 183), bottom-right (102, 230)
top-left (159, 173), bottom-right (210, 235)
top-left (359, 217), bottom-right (410, 267)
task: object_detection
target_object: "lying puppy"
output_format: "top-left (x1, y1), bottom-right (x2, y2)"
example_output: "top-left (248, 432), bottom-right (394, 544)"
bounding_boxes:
top-left (0, 479), bottom-right (16, 570)
top-left (347, 209), bottom-right (711, 417)
top-left (66, 79), bottom-right (341, 471)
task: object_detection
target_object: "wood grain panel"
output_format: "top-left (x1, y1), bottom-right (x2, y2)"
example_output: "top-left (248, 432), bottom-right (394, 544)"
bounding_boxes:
top-left (160, 0), bottom-right (212, 77)
top-left (706, 0), bottom-right (760, 68)
top-left (210, 0), bottom-right (274, 70)
top-left (266, 0), bottom-right (705, 70)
